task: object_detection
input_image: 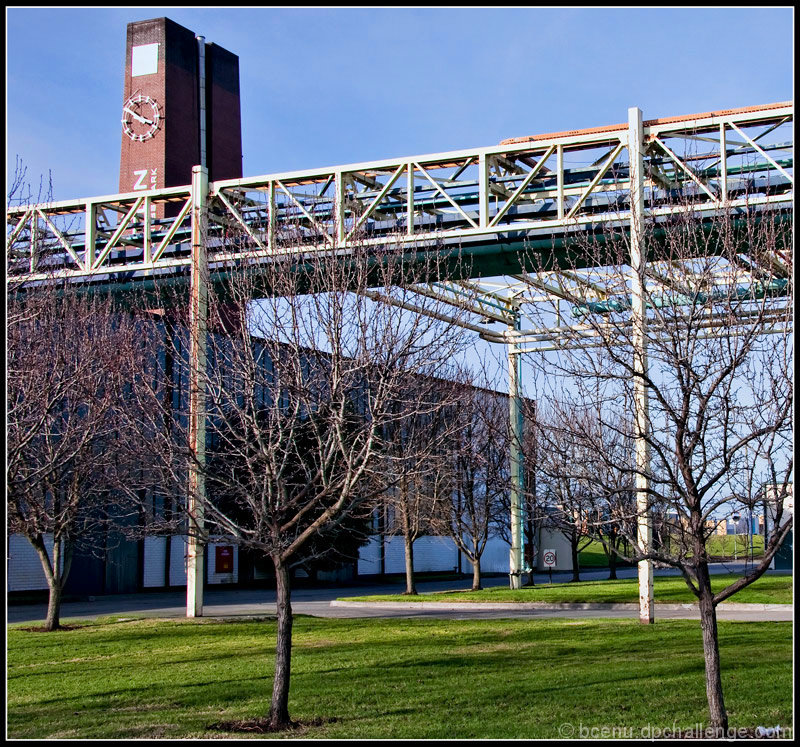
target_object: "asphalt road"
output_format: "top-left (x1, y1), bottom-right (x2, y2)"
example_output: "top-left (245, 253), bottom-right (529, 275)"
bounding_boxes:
top-left (7, 563), bottom-right (791, 625)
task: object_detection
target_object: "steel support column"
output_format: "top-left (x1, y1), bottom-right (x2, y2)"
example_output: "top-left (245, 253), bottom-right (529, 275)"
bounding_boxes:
top-left (187, 164), bottom-right (208, 618)
top-left (196, 37), bottom-right (207, 170)
top-left (628, 107), bottom-right (654, 624)
top-left (508, 315), bottom-right (526, 589)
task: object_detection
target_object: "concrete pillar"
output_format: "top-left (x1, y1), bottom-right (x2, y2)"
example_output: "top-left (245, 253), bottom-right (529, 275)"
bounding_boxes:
top-left (187, 164), bottom-right (208, 618)
top-left (508, 317), bottom-right (525, 589)
top-left (628, 107), bottom-right (654, 624)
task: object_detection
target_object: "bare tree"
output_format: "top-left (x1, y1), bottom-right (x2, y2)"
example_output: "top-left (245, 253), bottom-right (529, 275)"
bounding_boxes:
top-left (518, 199), bottom-right (793, 732)
top-left (431, 372), bottom-right (508, 590)
top-left (533, 405), bottom-right (600, 582)
top-left (378, 374), bottom-right (461, 595)
top-left (594, 490), bottom-right (636, 580)
top-left (138, 234), bottom-right (471, 728)
top-left (6, 156), bottom-right (53, 211)
top-left (532, 400), bottom-right (637, 580)
top-left (7, 280), bottom-right (153, 630)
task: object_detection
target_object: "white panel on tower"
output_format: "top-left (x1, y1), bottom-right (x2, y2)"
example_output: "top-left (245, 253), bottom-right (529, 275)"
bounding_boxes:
top-left (131, 43), bottom-right (159, 76)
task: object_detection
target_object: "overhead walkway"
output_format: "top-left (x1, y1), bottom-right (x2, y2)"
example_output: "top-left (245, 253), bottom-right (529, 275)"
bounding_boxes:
top-left (7, 101), bottom-right (792, 295)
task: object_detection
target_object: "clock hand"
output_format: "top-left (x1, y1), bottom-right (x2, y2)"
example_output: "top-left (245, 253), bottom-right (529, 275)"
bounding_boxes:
top-left (124, 107), bottom-right (152, 125)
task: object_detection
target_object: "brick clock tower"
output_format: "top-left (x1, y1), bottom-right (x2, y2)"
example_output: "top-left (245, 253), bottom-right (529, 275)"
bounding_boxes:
top-left (119, 17), bottom-right (242, 208)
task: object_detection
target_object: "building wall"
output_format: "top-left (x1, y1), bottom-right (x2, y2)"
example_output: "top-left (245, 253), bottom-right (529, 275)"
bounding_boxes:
top-left (357, 535), bottom-right (462, 576)
top-left (764, 482), bottom-right (794, 531)
top-left (7, 534), bottom-right (54, 592)
top-left (9, 526), bottom-right (578, 593)
top-left (8, 533), bottom-right (144, 595)
top-left (356, 531), bottom-right (575, 576)
top-left (535, 529), bottom-right (575, 572)
top-left (142, 536), bottom-right (168, 587)
top-left (140, 535), bottom-right (187, 588)
top-left (142, 535), bottom-right (239, 587)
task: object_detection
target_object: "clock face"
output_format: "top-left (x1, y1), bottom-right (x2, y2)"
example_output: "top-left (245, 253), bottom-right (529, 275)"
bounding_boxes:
top-left (122, 94), bottom-right (162, 142)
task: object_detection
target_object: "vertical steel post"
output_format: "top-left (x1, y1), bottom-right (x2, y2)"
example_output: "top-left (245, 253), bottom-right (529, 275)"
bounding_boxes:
top-left (196, 36), bottom-right (207, 170)
top-left (479, 153), bottom-right (490, 229)
top-left (556, 144), bottom-right (564, 221)
top-left (268, 181), bottom-right (276, 253)
top-left (719, 123), bottom-right (728, 206)
top-left (143, 196), bottom-right (152, 265)
top-left (84, 201), bottom-right (96, 272)
top-left (335, 170), bottom-right (346, 245)
top-left (30, 210), bottom-right (38, 273)
top-left (628, 107), bottom-right (654, 624)
top-left (406, 163), bottom-right (415, 236)
top-left (508, 315), bottom-right (525, 589)
top-left (187, 164), bottom-right (208, 618)
top-left (188, 36), bottom-right (210, 616)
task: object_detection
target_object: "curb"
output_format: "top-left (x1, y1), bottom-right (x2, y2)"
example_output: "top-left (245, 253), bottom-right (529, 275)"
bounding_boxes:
top-left (330, 600), bottom-right (790, 613)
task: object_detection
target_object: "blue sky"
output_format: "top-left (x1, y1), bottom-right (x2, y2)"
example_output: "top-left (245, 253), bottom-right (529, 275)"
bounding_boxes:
top-left (6, 7), bottom-right (792, 500)
top-left (6, 6), bottom-right (794, 202)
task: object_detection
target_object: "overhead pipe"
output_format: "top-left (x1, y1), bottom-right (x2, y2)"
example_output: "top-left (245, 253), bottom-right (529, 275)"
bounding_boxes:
top-left (572, 278), bottom-right (790, 317)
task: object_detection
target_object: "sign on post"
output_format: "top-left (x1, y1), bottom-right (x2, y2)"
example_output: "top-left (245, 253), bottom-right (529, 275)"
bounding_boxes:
top-left (543, 549), bottom-right (556, 583)
top-left (215, 545), bottom-right (234, 574)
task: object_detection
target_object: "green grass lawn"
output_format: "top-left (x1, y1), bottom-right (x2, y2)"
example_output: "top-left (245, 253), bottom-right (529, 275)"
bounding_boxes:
top-left (344, 573), bottom-right (792, 605)
top-left (6, 615), bottom-right (793, 739)
top-left (577, 540), bottom-right (634, 568)
top-left (578, 536), bottom-right (766, 567)
top-left (659, 535), bottom-right (767, 560)
top-left (705, 535), bottom-right (765, 559)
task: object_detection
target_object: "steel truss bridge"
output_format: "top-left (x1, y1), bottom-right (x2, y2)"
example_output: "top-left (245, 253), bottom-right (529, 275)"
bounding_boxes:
top-left (7, 101), bottom-right (794, 618)
top-left (7, 102), bottom-right (792, 333)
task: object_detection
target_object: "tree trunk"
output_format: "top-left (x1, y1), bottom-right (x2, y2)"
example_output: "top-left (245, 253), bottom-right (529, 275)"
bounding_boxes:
top-left (471, 556), bottom-right (482, 591)
top-left (269, 557), bottom-right (293, 729)
top-left (608, 539), bottom-right (618, 580)
top-left (45, 577), bottom-right (63, 632)
top-left (571, 536), bottom-right (581, 582)
top-left (32, 534), bottom-right (71, 632)
top-left (697, 566), bottom-right (728, 735)
top-left (525, 518), bottom-right (535, 586)
top-left (404, 534), bottom-right (416, 595)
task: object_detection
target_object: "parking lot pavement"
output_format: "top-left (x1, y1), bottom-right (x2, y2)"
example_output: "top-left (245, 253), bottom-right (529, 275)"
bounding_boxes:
top-left (7, 565), bottom-right (790, 625)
